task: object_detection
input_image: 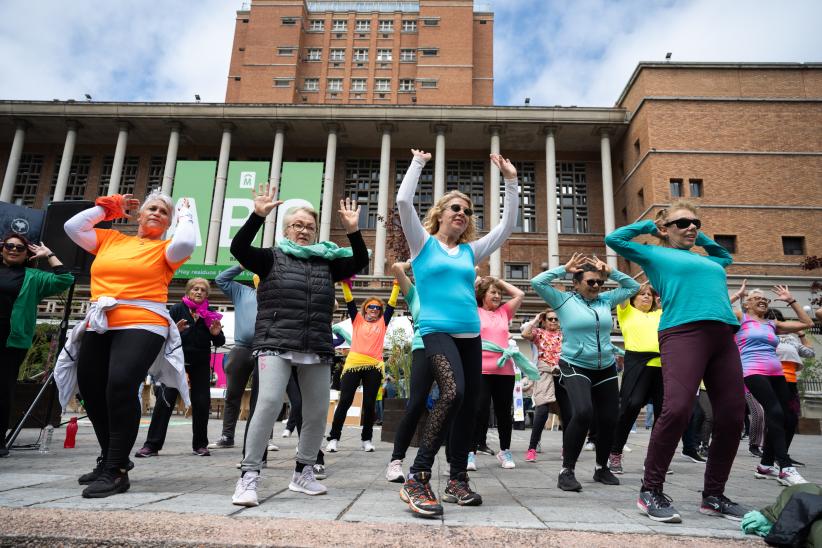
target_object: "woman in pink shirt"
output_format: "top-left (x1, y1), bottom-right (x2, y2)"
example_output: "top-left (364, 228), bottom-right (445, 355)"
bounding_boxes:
top-left (468, 276), bottom-right (525, 470)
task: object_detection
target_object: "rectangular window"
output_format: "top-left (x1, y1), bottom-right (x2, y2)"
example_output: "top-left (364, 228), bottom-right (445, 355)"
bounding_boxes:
top-left (354, 49), bottom-right (369, 62)
top-left (99, 156), bottom-right (140, 223)
top-left (273, 78), bottom-right (291, 87)
top-left (400, 48), bottom-right (416, 62)
top-left (351, 78), bottom-right (367, 92)
top-left (49, 155), bottom-right (92, 201)
top-left (420, 48), bottom-right (439, 56)
top-left (329, 48), bottom-right (345, 62)
top-left (396, 160), bottom-right (433, 219)
top-left (309, 19), bottom-right (324, 31)
top-left (332, 19), bottom-right (347, 32)
top-left (281, 17), bottom-right (297, 26)
top-left (714, 235), bottom-right (737, 254)
top-left (401, 19), bottom-right (417, 32)
top-left (399, 79), bottom-right (415, 92)
top-left (556, 162), bottom-right (588, 234)
top-left (355, 19), bottom-right (370, 31)
top-left (505, 263), bottom-right (531, 281)
top-left (419, 79), bottom-right (437, 89)
top-left (377, 49), bottom-right (392, 61)
top-left (669, 178), bottom-right (683, 198)
top-left (327, 78), bottom-right (343, 92)
top-left (303, 78), bottom-right (319, 91)
top-left (277, 47), bottom-right (295, 56)
top-left (306, 48), bottom-right (322, 61)
top-left (375, 78), bottom-right (391, 92)
top-left (421, 18), bottom-right (439, 26)
top-left (344, 159), bottom-right (381, 229)
top-left (146, 156), bottom-right (165, 194)
top-left (446, 160), bottom-right (485, 229)
top-left (378, 19), bottom-right (393, 32)
top-left (782, 236), bottom-right (805, 256)
top-left (689, 178), bottom-right (703, 197)
top-left (509, 162), bottom-right (536, 232)
top-left (11, 154), bottom-right (44, 207)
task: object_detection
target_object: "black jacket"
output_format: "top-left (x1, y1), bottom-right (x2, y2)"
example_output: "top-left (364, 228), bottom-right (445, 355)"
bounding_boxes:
top-left (169, 302), bottom-right (226, 360)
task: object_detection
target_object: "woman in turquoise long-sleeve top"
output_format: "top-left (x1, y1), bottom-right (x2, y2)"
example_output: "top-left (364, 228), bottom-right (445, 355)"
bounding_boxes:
top-left (531, 253), bottom-right (639, 493)
top-left (604, 199), bottom-right (749, 525)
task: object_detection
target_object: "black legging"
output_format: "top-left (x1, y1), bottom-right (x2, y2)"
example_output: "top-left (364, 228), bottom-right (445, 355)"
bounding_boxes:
top-left (611, 351), bottom-right (663, 454)
top-left (328, 367), bottom-right (382, 442)
top-left (392, 349), bottom-right (430, 461)
top-left (786, 381), bottom-right (800, 452)
top-left (77, 329), bottom-right (165, 469)
top-left (558, 360), bottom-right (619, 470)
top-left (472, 374), bottom-right (514, 452)
top-left (221, 345), bottom-right (254, 440)
top-left (1, 322), bottom-right (29, 449)
top-left (410, 333), bottom-right (481, 480)
top-left (744, 374), bottom-right (795, 469)
top-left (144, 350), bottom-right (211, 451)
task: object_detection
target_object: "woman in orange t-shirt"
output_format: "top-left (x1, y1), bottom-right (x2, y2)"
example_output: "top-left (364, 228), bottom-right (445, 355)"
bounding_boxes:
top-left (64, 191), bottom-right (195, 499)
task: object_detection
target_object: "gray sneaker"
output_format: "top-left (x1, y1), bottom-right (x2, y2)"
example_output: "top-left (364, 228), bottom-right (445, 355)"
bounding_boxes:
top-left (289, 467), bottom-right (327, 496)
top-left (232, 471), bottom-right (260, 507)
top-left (637, 488), bottom-right (681, 523)
top-left (699, 494), bottom-right (750, 521)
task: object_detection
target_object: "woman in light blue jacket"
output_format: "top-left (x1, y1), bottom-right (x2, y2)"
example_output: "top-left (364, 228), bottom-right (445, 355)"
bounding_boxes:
top-left (531, 253), bottom-right (639, 492)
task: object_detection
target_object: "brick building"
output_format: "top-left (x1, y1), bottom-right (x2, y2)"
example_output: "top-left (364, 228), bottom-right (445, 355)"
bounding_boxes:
top-left (226, 0), bottom-right (494, 106)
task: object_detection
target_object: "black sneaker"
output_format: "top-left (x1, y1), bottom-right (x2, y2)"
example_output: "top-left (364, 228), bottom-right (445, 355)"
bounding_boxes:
top-left (207, 436), bottom-right (234, 449)
top-left (637, 488), bottom-right (681, 523)
top-left (699, 494), bottom-right (751, 521)
top-left (593, 466), bottom-right (620, 485)
top-left (79, 457), bottom-right (135, 485)
top-left (749, 445), bottom-right (763, 458)
top-left (681, 447), bottom-right (706, 463)
top-left (400, 472), bottom-right (443, 517)
top-left (192, 447), bottom-right (211, 457)
top-left (443, 472), bottom-right (483, 506)
top-left (557, 468), bottom-right (582, 492)
top-left (476, 444), bottom-right (494, 456)
top-left (81, 468), bottom-right (130, 499)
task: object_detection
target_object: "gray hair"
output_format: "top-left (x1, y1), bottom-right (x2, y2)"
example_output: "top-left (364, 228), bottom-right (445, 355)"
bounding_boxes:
top-left (742, 288), bottom-right (766, 312)
top-left (139, 189), bottom-right (175, 227)
top-left (283, 206), bottom-right (319, 242)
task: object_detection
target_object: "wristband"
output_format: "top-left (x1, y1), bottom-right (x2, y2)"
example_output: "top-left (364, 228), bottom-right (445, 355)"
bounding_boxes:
top-left (46, 253), bottom-right (56, 259)
top-left (786, 299), bottom-right (797, 306)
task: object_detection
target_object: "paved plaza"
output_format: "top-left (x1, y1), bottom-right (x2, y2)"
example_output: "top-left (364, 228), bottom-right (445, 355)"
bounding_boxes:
top-left (1, 413), bottom-right (817, 546)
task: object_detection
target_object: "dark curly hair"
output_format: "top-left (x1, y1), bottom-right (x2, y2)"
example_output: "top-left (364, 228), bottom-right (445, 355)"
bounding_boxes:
top-left (2, 232), bottom-right (34, 258)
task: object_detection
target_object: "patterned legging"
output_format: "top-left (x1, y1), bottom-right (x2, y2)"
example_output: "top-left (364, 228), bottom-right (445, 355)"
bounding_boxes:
top-left (745, 391), bottom-right (765, 449)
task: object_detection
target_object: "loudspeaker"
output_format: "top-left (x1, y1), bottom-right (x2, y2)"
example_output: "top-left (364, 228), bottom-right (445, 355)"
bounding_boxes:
top-left (39, 201), bottom-right (112, 281)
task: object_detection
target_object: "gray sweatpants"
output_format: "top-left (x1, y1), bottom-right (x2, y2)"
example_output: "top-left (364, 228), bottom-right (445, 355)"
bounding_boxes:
top-left (241, 353), bottom-right (330, 472)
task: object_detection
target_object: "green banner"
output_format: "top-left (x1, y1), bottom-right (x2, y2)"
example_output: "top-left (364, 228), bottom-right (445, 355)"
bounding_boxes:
top-left (170, 161), bottom-right (216, 265)
top-left (216, 161), bottom-right (270, 265)
top-left (275, 162), bottom-right (324, 241)
top-left (174, 264), bottom-right (254, 281)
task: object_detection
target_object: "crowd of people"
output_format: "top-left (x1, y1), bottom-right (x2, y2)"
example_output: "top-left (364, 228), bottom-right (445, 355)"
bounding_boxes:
top-left (0, 149), bottom-right (819, 524)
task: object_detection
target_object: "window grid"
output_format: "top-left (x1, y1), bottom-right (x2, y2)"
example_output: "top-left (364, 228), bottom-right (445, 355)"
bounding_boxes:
top-left (399, 79), bottom-right (415, 92)
top-left (378, 19), bottom-right (393, 32)
top-left (355, 19), bottom-right (370, 31)
top-left (377, 48), bottom-right (392, 61)
top-left (400, 49), bottom-right (416, 62)
top-left (351, 78), bottom-right (367, 92)
top-left (146, 156), bottom-right (165, 194)
top-left (327, 78), bottom-right (343, 91)
top-left (330, 48), bottom-right (345, 61)
top-left (354, 49), bottom-right (369, 61)
top-left (307, 48), bottom-right (322, 61)
top-left (446, 160), bottom-right (485, 230)
top-left (344, 159), bottom-right (381, 229)
top-left (11, 154), bottom-right (44, 207)
top-left (505, 263), bottom-right (531, 280)
top-left (375, 78), bottom-right (391, 92)
top-left (556, 162), bottom-right (588, 234)
top-left (309, 19), bottom-right (324, 31)
top-left (401, 20), bottom-right (417, 32)
top-left (303, 78), bottom-right (319, 91)
top-left (395, 159), bottom-right (433, 220)
top-left (49, 155), bottom-right (93, 201)
top-left (332, 19), bottom-right (347, 31)
top-left (507, 162), bottom-right (536, 232)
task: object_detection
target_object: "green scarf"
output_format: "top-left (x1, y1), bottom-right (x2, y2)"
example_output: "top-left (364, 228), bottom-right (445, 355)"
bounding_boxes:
top-left (481, 340), bottom-right (540, 380)
top-left (277, 238), bottom-right (353, 260)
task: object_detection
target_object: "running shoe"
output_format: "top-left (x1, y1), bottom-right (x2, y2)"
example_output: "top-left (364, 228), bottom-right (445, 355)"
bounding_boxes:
top-left (362, 440), bottom-right (375, 452)
top-left (208, 436), bottom-right (234, 449)
top-left (557, 468), bottom-right (582, 492)
top-left (608, 452), bottom-right (623, 474)
top-left (267, 443), bottom-right (279, 452)
top-left (281, 429), bottom-right (292, 438)
top-left (400, 472), bottom-right (443, 517)
top-left (699, 494), bottom-right (750, 521)
top-left (497, 449), bottom-right (515, 469)
top-left (78, 456), bottom-right (106, 485)
top-left (312, 464), bottom-right (327, 480)
top-left (637, 488), bottom-right (681, 523)
top-left (443, 473), bottom-right (483, 506)
top-left (193, 447), bottom-right (211, 457)
top-left (467, 452), bottom-right (477, 471)
top-left (289, 466), bottom-right (327, 495)
top-left (524, 449), bottom-right (537, 462)
top-left (476, 444), bottom-right (494, 456)
top-left (754, 464), bottom-right (780, 480)
top-left (386, 459), bottom-right (405, 483)
top-left (777, 466), bottom-right (808, 487)
top-left (593, 466), bottom-right (620, 485)
top-left (232, 471), bottom-right (260, 507)
top-left (326, 439), bottom-right (339, 453)
top-left (681, 448), bottom-right (706, 463)
top-left (749, 445), bottom-right (763, 458)
top-left (81, 468), bottom-right (130, 499)
top-left (134, 446), bottom-right (157, 458)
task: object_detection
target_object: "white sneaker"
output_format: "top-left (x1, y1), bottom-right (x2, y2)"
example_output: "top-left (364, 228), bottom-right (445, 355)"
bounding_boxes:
top-left (778, 466), bottom-right (808, 487)
top-left (584, 441), bottom-right (595, 451)
top-left (755, 464), bottom-right (780, 480)
top-left (497, 449), bottom-right (516, 469)
top-left (623, 444), bottom-right (632, 453)
top-left (267, 443), bottom-right (279, 451)
top-left (281, 429), bottom-right (291, 438)
top-left (289, 467), bottom-right (327, 495)
top-left (362, 440), bottom-right (375, 452)
top-left (232, 471), bottom-right (260, 507)
top-left (326, 439), bottom-right (338, 453)
top-left (467, 452), bottom-right (477, 471)
top-left (386, 459), bottom-right (405, 483)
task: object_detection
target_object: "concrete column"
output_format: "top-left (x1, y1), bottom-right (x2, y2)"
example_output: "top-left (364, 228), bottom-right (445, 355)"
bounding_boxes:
top-left (0, 121), bottom-right (28, 203)
top-left (373, 124), bottom-right (392, 276)
top-left (319, 125), bottom-right (338, 242)
top-left (263, 124), bottom-right (286, 247)
top-left (53, 121), bottom-right (79, 202)
top-left (600, 129), bottom-right (617, 269)
top-left (489, 126), bottom-right (502, 277)
top-left (205, 123), bottom-right (234, 264)
top-left (434, 125), bottom-right (446, 200)
top-left (107, 121), bottom-right (130, 195)
top-left (545, 127), bottom-right (559, 268)
top-left (160, 122), bottom-right (181, 196)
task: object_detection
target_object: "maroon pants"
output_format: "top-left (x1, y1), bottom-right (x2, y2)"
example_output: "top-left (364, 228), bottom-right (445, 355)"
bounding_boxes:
top-left (642, 321), bottom-right (745, 496)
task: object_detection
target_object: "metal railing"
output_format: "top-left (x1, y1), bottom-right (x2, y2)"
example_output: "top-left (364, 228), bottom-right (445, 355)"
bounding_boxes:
top-left (799, 380), bottom-right (822, 394)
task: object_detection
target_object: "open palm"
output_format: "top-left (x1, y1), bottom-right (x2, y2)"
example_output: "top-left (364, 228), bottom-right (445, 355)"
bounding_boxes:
top-left (252, 183), bottom-right (283, 217)
top-left (338, 197), bottom-right (361, 233)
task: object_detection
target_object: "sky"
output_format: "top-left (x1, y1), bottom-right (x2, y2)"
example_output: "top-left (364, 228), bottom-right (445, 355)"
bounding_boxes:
top-left (0, 0), bottom-right (819, 107)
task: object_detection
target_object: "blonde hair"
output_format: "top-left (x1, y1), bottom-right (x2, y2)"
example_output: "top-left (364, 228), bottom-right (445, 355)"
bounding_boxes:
top-left (422, 190), bottom-right (476, 244)
top-left (185, 277), bottom-right (210, 296)
top-left (653, 199), bottom-right (700, 243)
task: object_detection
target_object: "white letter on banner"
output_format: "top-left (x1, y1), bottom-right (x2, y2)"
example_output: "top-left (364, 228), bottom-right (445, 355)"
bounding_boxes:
top-left (168, 197), bottom-right (202, 247)
top-left (220, 198), bottom-right (255, 248)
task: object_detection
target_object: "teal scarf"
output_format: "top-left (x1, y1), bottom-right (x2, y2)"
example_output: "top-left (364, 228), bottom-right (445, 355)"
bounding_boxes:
top-left (481, 340), bottom-right (540, 380)
top-left (277, 238), bottom-right (353, 260)
top-left (332, 323), bottom-right (352, 345)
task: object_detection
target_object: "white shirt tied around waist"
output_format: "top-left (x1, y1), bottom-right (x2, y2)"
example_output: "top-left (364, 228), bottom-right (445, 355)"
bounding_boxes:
top-left (54, 296), bottom-right (191, 409)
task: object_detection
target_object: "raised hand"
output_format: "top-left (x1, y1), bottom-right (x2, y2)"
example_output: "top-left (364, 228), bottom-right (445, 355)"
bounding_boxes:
top-left (587, 254), bottom-right (612, 276)
top-left (411, 149), bottom-right (432, 162)
top-left (490, 153), bottom-right (517, 179)
top-left (209, 320), bottom-right (223, 336)
top-left (252, 183), bottom-right (283, 217)
top-left (564, 252), bottom-right (587, 274)
top-left (175, 319), bottom-right (189, 332)
top-left (121, 193), bottom-right (142, 219)
top-left (772, 284), bottom-right (794, 303)
top-left (27, 242), bottom-right (53, 260)
top-left (338, 197), bottom-right (361, 233)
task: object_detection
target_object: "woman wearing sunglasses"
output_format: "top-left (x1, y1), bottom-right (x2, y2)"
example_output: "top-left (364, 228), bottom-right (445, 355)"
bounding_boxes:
top-left (395, 149), bottom-right (519, 517)
top-left (605, 199), bottom-right (748, 523)
top-left (0, 233), bottom-right (73, 458)
top-left (531, 253), bottom-right (639, 492)
top-left (730, 284), bottom-right (813, 486)
top-left (326, 277), bottom-right (400, 453)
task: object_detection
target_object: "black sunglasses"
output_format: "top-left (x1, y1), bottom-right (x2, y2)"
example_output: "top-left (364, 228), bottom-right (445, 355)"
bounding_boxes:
top-left (585, 279), bottom-right (606, 287)
top-left (448, 203), bottom-right (473, 217)
top-left (366, 304), bottom-right (383, 310)
top-left (664, 217), bottom-right (701, 230)
top-left (545, 317), bottom-right (559, 322)
top-left (3, 242), bottom-right (26, 252)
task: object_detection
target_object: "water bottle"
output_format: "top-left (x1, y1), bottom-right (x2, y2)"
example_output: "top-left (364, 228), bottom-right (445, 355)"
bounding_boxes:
top-left (38, 425), bottom-right (54, 454)
top-left (64, 417), bottom-right (78, 448)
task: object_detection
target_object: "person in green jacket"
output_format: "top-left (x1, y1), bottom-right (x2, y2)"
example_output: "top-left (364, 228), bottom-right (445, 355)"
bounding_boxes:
top-left (0, 232), bottom-right (74, 457)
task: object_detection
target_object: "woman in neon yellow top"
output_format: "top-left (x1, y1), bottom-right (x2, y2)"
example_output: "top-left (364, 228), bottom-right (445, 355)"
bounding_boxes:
top-left (608, 284), bottom-right (662, 474)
